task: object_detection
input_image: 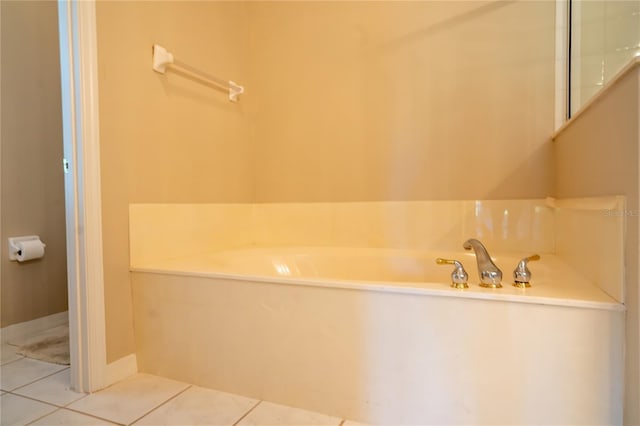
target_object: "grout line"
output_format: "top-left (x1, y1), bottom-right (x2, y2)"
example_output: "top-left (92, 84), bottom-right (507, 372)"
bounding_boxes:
top-left (63, 406), bottom-right (127, 426)
top-left (3, 391), bottom-right (61, 408)
top-left (81, 370), bottom-right (144, 396)
top-left (8, 366), bottom-right (70, 393)
top-left (3, 366), bottom-right (69, 393)
top-left (61, 391), bottom-right (90, 408)
top-left (6, 368), bottom-right (89, 409)
top-left (232, 399), bottom-right (262, 426)
top-left (23, 407), bottom-right (63, 426)
top-left (57, 373), bottom-right (90, 407)
top-left (0, 354), bottom-right (26, 368)
top-left (8, 390), bottom-right (88, 410)
top-left (128, 384), bottom-right (193, 425)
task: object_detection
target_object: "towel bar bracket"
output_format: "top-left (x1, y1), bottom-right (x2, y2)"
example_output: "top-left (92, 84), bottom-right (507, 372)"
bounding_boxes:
top-left (151, 44), bottom-right (244, 102)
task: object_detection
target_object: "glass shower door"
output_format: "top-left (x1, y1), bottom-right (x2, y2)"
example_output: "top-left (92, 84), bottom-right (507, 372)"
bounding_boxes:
top-left (569, 0), bottom-right (640, 117)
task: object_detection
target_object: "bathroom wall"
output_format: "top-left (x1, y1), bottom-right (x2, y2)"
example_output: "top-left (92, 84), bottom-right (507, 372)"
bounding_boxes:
top-left (247, 1), bottom-right (557, 202)
top-left (96, 2), bottom-right (557, 362)
top-left (0, 1), bottom-right (68, 327)
top-left (554, 62), bottom-right (640, 425)
top-left (95, 1), bottom-right (253, 362)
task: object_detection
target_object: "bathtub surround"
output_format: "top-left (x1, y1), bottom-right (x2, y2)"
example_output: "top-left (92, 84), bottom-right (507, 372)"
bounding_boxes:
top-left (128, 197), bottom-right (625, 424)
top-left (130, 198), bottom-right (624, 304)
top-left (131, 272), bottom-right (623, 425)
top-left (555, 197), bottom-right (626, 302)
top-left (129, 200), bottom-right (555, 266)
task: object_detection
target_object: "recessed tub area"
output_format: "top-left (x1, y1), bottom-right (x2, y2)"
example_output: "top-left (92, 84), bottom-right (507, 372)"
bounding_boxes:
top-left (129, 199), bottom-right (625, 424)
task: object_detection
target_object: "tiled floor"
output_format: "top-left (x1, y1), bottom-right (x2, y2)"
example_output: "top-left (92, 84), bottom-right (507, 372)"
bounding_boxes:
top-left (1, 344), bottom-right (371, 426)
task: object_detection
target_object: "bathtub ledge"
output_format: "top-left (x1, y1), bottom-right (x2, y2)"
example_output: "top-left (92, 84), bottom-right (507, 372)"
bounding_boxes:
top-left (130, 267), bottom-right (624, 312)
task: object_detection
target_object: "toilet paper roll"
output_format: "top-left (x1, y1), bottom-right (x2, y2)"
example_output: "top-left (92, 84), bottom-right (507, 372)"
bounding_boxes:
top-left (16, 239), bottom-right (45, 262)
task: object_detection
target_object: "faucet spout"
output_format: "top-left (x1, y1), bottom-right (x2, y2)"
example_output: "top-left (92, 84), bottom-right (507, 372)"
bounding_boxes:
top-left (463, 238), bottom-right (503, 288)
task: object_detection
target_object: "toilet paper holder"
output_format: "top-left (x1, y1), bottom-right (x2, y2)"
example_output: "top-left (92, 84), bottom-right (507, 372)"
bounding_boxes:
top-left (8, 236), bottom-right (45, 261)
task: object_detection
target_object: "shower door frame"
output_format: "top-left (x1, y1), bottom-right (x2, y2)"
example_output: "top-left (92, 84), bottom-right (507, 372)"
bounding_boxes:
top-left (58, 0), bottom-right (107, 393)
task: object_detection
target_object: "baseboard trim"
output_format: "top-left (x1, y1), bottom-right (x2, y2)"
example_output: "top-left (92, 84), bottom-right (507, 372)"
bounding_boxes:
top-left (105, 353), bottom-right (138, 387)
top-left (0, 311), bottom-right (69, 344)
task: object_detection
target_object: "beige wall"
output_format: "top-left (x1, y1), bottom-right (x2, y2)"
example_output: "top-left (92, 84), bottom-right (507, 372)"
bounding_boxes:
top-left (96, 4), bottom-right (637, 420)
top-left (95, 1), bottom-right (253, 362)
top-left (554, 63), bottom-right (640, 425)
top-left (96, 2), bottom-right (557, 361)
top-left (248, 1), bottom-right (556, 202)
top-left (0, 1), bottom-right (68, 327)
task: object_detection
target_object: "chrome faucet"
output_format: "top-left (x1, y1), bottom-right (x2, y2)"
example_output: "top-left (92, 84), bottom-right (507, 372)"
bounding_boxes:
top-left (463, 239), bottom-right (503, 288)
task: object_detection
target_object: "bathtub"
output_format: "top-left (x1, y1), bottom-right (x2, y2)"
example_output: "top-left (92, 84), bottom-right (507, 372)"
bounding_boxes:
top-left (131, 246), bottom-right (624, 424)
top-left (134, 247), bottom-right (619, 310)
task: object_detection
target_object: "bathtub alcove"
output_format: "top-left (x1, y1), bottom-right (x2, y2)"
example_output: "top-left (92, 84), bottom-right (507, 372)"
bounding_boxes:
top-left (129, 198), bottom-right (625, 425)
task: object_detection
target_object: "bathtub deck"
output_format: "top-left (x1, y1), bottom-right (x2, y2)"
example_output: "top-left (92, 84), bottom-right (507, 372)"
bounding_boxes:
top-left (131, 247), bottom-right (622, 311)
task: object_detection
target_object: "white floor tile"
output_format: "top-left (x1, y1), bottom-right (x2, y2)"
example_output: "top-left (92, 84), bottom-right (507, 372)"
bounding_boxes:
top-left (30, 408), bottom-right (118, 425)
top-left (237, 401), bottom-right (341, 426)
top-left (0, 358), bottom-right (66, 391)
top-left (0, 393), bottom-right (57, 426)
top-left (1, 344), bottom-right (23, 365)
top-left (134, 385), bottom-right (258, 426)
top-left (13, 369), bottom-right (85, 406)
top-left (67, 373), bottom-right (190, 425)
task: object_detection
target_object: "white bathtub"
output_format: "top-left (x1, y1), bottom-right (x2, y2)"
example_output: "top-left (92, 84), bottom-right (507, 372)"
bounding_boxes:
top-left (131, 247), bottom-right (624, 424)
top-left (134, 247), bottom-right (620, 310)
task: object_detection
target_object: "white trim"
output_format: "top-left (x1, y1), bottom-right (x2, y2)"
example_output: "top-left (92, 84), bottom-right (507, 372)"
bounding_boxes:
top-left (569, 0), bottom-right (582, 118)
top-left (637, 66), bottom-right (640, 422)
top-left (0, 3), bottom-right (3, 312)
top-left (105, 354), bottom-right (138, 386)
top-left (58, 0), bottom-right (107, 393)
top-left (76, 0), bottom-right (107, 393)
top-left (0, 311), bottom-right (69, 345)
top-left (552, 57), bottom-right (640, 140)
top-left (554, 0), bottom-right (569, 130)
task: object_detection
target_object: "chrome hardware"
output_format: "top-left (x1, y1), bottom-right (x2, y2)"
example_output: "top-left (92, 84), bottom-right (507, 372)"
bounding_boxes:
top-left (513, 254), bottom-right (540, 288)
top-left (462, 239), bottom-right (503, 288)
top-left (436, 258), bottom-right (469, 289)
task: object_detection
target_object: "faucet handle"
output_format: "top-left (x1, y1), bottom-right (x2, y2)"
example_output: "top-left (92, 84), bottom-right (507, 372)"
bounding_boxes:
top-left (436, 258), bottom-right (469, 289)
top-left (513, 255), bottom-right (540, 288)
